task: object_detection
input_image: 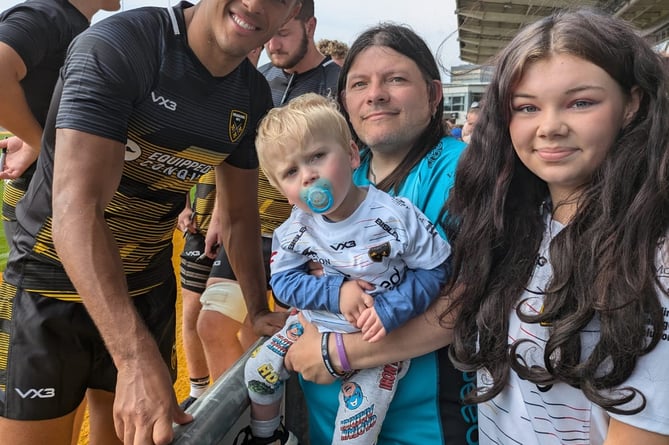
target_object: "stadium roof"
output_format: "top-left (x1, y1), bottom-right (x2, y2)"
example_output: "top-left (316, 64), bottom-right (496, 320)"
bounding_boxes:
top-left (455, 0), bottom-right (669, 64)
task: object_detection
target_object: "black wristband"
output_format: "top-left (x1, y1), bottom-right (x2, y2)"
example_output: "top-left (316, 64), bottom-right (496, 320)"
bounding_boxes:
top-left (321, 332), bottom-right (345, 379)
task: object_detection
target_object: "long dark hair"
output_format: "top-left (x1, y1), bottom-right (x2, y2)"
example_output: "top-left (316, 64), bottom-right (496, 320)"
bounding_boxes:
top-left (443, 9), bottom-right (669, 414)
top-left (336, 23), bottom-right (444, 193)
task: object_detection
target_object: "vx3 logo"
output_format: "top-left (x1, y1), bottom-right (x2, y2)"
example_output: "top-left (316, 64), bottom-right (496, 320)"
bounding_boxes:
top-left (330, 240), bottom-right (356, 251)
top-left (15, 387), bottom-right (56, 399)
top-left (151, 91), bottom-right (177, 111)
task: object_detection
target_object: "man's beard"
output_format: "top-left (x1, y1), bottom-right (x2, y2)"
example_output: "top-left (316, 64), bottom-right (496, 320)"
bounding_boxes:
top-left (272, 25), bottom-right (309, 70)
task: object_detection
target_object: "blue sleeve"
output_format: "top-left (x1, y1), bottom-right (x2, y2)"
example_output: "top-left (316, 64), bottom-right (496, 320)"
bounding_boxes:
top-left (372, 259), bottom-right (451, 332)
top-left (269, 266), bottom-right (346, 312)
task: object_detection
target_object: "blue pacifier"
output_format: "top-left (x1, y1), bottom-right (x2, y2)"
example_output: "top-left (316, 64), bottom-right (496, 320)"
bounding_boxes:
top-left (300, 178), bottom-right (334, 213)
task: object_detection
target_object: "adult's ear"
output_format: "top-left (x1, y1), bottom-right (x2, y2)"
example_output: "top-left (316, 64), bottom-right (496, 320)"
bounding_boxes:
top-left (305, 17), bottom-right (317, 38)
top-left (349, 140), bottom-right (361, 169)
top-left (429, 79), bottom-right (443, 116)
top-left (623, 85), bottom-right (641, 127)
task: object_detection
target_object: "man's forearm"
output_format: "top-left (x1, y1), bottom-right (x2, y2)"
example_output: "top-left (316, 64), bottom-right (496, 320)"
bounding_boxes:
top-left (221, 216), bottom-right (269, 318)
top-left (0, 76), bottom-right (43, 151)
top-left (215, 163), bottom-right (269, 320)
top-left (51, 129), bottom-right (155, 365)
top-left (53, 209), bottom-right (155, 364)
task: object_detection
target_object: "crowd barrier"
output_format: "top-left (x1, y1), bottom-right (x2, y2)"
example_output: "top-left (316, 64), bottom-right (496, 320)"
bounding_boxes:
top-left (172, 338), bottom-right (310, 444)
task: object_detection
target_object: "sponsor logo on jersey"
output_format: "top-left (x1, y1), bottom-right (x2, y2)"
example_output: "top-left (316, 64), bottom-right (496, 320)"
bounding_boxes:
top-left (151, 91), bottom-right (177, 111)
top-left (229, 110), bottom-right (248, 143)
top-left (374, 218), bottom-right (400, 241)
top-left (15, 387), bottom-right (56, 399)
top-left (368, 242), bottom-right (391, 262)
top-left (330, 240), bottom-right (356, 251)
top-left (125, 139), bottom-right (142, 161)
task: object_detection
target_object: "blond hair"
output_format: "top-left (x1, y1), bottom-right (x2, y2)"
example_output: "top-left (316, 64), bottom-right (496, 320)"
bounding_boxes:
top-left (256, 93), bottom-right (353, 187)
top-left (317, 39), bottom-right (349, 60)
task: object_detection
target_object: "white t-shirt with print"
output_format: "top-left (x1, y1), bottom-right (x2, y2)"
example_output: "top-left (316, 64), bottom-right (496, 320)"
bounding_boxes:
top-left (478, 217), bottom-right (669, 444)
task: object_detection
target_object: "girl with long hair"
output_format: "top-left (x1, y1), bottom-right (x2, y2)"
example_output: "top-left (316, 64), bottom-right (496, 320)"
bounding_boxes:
top-left (444, 8), bottom-right (669, 443)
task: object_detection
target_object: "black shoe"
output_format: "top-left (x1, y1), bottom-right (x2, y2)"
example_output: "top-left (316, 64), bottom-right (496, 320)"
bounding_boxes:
top-left (179, 396), bottom-right (197, 410)
top-left (232, 424), bottom-right (298, 445)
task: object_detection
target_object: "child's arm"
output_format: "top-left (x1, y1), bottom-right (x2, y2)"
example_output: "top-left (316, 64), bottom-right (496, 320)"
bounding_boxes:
top-left (360, 259), bottom-right (451, 338)
top-left (270, 265), bottom-right (345, 311)
top-left (270, 267), bottom-right (375, 318)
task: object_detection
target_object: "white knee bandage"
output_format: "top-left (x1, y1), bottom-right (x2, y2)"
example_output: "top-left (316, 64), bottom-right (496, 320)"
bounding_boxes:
top-left (199, 281), bottom-right (248, 323)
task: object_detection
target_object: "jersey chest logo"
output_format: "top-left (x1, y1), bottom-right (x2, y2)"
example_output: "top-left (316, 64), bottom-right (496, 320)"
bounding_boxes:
top-left (230, 110), bottom-right (248, 143)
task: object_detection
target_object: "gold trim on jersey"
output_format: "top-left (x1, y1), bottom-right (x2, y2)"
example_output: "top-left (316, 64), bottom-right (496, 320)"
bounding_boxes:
top-left (33, 282), bottom-right (163, 302)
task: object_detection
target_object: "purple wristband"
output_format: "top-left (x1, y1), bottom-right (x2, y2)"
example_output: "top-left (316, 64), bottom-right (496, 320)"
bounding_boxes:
top-left (334, 332), bottom-right (352, 372)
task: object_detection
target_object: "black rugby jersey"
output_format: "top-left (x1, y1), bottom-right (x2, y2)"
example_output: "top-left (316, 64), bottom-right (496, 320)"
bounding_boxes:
top-left (0, 0), bottom-right (89, 224)
top-left (4, 2), bottom-right (273, 301)
top-left (191, 170), bottom-right (216, 235)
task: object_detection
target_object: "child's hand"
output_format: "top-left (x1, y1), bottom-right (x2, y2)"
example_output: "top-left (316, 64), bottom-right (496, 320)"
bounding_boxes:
top-left (339, 279), bottom-right (374, 325)
top-left (357, 306), bottom-right (387, 342)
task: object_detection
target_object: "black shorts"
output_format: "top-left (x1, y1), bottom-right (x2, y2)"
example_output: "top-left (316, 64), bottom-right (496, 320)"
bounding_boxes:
top-left (179, 232), bottom-right (273, 293)
top-left (179, 232), bottom-right (214, 293)
top-left (0, 279), bottom-right (177, 420)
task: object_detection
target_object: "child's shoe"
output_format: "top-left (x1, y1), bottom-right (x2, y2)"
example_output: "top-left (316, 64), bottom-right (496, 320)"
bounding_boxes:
top-left (233, 423), bottom-right (298, 445)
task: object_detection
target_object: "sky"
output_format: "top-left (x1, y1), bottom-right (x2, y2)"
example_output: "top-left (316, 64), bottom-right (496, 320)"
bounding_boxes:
top-left (0, 0), bottom-right (464, 78)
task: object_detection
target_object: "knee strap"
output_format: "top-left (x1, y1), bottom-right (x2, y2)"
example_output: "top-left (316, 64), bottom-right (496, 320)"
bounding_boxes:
top-left (199, 281), bottom-right (247, 323)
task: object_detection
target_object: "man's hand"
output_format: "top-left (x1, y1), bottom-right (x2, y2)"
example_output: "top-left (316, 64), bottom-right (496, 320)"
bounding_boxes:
top-left (203, 225), bottom-right (221, 260)
top-left (177, 206), bottom-right (196, 235)
top-left (0, 136), bottom-right (39, 179)
top-left (252, 309), bottom-right (290, 337)
top-left (284, 313), bottom-right (336, 384)
top-left (113, 351), bottom-right (192, 445)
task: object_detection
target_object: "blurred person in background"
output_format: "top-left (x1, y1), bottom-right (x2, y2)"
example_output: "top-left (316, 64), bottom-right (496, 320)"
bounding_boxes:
top-left (317, 38), bottom-right (349, 66)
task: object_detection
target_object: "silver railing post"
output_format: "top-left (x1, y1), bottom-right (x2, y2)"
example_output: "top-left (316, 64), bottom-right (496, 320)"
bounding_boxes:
top-left (171, 338), bottom-right (265, 445)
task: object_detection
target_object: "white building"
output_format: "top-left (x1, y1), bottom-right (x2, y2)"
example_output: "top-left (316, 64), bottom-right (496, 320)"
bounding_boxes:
top-left (442, 64), bottom-right (491, 125)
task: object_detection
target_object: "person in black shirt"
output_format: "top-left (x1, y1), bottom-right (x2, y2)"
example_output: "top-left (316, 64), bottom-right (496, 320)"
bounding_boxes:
top-left (0, 0), bottom-right (120, 241)
top-left (0, 1), bottom-right (303, 444)
top-left (179, 0), bottom-right (342, 414)
top-left (259, 0), bottom-right (340, 106)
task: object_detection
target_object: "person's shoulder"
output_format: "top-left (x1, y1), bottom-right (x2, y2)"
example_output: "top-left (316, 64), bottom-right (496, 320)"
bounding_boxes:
top-left (258, 62), bottom-right (279, 77)
top-left (367, 185), bottom-right (415, 212)
top-left (0, 0), bottom-right (71, 27)
top-left (321, 56), bottom-right (340, 90)
top-left (321, 56), bottom-right (340, 73)
top-left (1, 0), bottom-right (63, 16)
top-left (242, 59), bottom-right (271, 85)
top-left (424, 136), bottom-right (467, 164)
top-left (437, 135), bottom-right (467, 151)
top-left (85, 5), bottom-right (171, 39)
top-left (275, 206), bottom-right (310, 231)
top-left (0, 0), bottom-right (89, 60)
top-left (92, 6), bottom-right (170, 31)
top-left (72, 7), bottom-right (170, 58)
top-left (245, 62), bottom-right (273, 107)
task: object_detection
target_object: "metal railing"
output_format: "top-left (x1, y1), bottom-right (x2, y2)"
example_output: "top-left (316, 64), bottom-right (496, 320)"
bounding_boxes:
top-left (172, 338), bottom-right (262, 445)
top-left (171, 338), bottom-right (310, 444)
